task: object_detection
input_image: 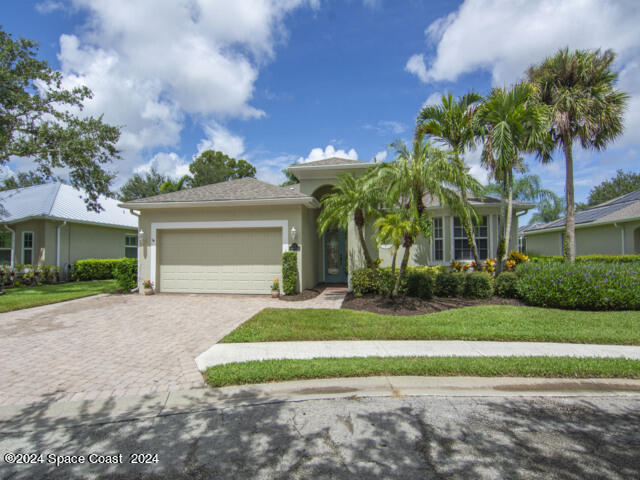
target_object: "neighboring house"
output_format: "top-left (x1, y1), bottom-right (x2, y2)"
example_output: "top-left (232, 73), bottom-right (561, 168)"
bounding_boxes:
top-left (0, 183), bottom-right (138, 277)
top-left (120, 158), bottom-right (532, 294)
top-left (523, 189), bottom-right (640, 256)
top-left (517, 223), bottom-right (539, 253)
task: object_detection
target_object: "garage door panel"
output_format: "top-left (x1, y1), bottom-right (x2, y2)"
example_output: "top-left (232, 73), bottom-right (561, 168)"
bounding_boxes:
top-left (158, 228), bottom-right (282, 294)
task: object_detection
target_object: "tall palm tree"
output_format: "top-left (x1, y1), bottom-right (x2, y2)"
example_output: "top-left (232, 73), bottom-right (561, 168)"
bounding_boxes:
top-left (528, 48), bottom-right (628, 262)
top-left (417, 92), bottom-right (484, 264)
top-left (529, 192), bottom-right (565, 224)
top-left (378, 132), bottom-right (480, 297)
top-left (475, 82), bottom-right (550, 271)
top-left (483, 174), bottom-right (554, 203)
top-left (317, 171), bottom-right (381, 278)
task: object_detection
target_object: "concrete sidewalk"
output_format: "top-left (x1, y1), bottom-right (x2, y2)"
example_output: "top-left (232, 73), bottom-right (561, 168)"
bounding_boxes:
top-left (196, 340), bottom-right (640, 370)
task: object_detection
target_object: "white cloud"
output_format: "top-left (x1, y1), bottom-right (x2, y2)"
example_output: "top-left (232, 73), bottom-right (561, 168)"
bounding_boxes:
top-left (422, 92), bottom-right (443, 108)
top-left (373, 150), bottom-right (388, 162)
top-left (196, 123), bottom-right (246, 159)
top-left (363, 120), bottom-right (407, 136)
top-left (408, 0), bottom-right (640, 85)
top-left (297, 145), bottom-right (359, 163)
top-left (134, 152), bottom-right (190, 180)
top-left (35, 1), bottom-right (64, 13)
top-left (51, 0), bottom-right (317, 181)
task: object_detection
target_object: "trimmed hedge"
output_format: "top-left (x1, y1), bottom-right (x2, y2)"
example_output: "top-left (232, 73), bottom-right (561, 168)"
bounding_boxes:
top-left (529, 254), bottom-right (640, 264)
top-left (434, 272), bottom-right (465, 297)
top-left (114, 258), bottom-right (137, 291)
top-left (463, 272), bottom-right (493, 299)
top-left (351, 265), bottom-right (445, 297)
top-left (495, 272), bottom-right (519, 298)
top-left (72, 259), bottom-right (125, 281)
top-left (406, 272), bottom-right (434, 300)
top-left (516, 261), bottom-right (640, 310)
top-left (282, 252), bottom-right (298, 295)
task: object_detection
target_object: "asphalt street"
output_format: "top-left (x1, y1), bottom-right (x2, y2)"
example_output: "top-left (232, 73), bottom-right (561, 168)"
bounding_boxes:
top-left (1, 393), bottom-right (639, 479)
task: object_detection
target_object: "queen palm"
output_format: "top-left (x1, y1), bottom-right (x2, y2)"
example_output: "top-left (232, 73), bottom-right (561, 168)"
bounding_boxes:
top-left (317, 172), bottom-right (381, 278)
top-left (529, 192), bottom-right (565, 224)
top-left (528, 48), bottom-right (628, 262)
top-left (374, 210), bottom-right (412, 284)
top-left (417, 92), bottom-right (484, 264)
top-left (475, 82), bottom-right (550, 271)
top-left (378, 132), bottom-right (480, 297)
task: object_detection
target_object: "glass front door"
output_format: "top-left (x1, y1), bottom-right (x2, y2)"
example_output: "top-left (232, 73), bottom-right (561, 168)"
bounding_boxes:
top-left (324, 229), bottom-right (347, 283)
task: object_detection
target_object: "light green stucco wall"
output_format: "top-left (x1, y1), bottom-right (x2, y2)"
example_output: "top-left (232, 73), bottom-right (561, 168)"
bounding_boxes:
top-left (301, 207), bottom-right (319, 289)
top-left (526, 220), bottom-right (640, 256)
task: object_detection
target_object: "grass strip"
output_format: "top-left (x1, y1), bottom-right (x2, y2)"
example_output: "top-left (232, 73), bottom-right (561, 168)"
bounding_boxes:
top-left (221, 306), bottom-right (640, 345)
top-left (0, 280), bottom-right (119, 313)
top-left (205, 356), bottom-right (640, 388)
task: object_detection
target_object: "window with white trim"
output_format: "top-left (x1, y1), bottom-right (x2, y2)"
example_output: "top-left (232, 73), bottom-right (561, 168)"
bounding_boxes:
top-left (454, 217), bottom-right (488, 260)
top-left (22, 231), bottom-right (33, 265)
top-left (125, 234), bottom-right (138, 259)
top-left (433, 217), bottom-right (443, 261)
top-left (0, 231), bottom-right (11, 265)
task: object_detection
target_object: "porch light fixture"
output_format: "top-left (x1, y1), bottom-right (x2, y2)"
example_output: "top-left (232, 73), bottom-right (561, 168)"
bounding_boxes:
top-left (138, 229), bottom-right (144, 246)
top-left (290, 226), bottom-right (297, 241)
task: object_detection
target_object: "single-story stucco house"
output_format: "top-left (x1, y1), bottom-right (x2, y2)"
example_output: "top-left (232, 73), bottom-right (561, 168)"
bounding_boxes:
top-left (523, 189), bottom-right (640, 256)
top-left (120, 158), bottom-right (532, 294)
top-left (0, 183), bottom-right (138, 276)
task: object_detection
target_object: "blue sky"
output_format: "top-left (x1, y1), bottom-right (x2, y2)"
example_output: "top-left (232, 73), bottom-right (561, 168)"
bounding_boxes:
top-left (3, 0), bottom-right (640, 221)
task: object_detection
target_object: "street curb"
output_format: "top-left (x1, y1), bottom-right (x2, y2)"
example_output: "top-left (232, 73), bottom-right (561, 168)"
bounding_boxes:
top-left (1, 376), bottom-right (639, 431)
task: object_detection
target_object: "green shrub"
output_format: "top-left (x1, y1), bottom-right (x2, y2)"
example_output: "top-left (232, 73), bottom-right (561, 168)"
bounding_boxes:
top-left (282, 252), bottom-right (298, 295)
top-left (516, 260), bottom-right (640, 310)
top-left (435, 272), bottom-right (465, 297)
top-left (463, 272), bottom-right (493, 299)
top-left (494, 272), bottom-right (519, 298)
top-left (114, 258), bottom-right (137, 291)
top-left (528, 254), bottom-right (640, 264)
top-left (72, 259), bottom-right (125, 281)
top-left (406, 272), bottom-right (434, 299)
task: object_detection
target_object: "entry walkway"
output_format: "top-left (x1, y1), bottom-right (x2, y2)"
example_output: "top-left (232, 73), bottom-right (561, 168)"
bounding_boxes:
top-left (195, 340), bottom-right (640, 370)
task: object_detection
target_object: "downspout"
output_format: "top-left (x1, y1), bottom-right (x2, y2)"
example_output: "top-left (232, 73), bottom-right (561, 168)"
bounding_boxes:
top-left (614, 223), bottom-right (625, 255)
top-left (129, 209), bottom-right (141, 293)
top-left (3, 224), bottom-right (16, 267)
top-left (56, 221), bottom-right (67, 268)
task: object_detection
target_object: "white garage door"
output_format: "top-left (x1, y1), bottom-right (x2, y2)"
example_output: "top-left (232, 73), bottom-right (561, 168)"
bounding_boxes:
top-left (158, 228), bottom-right (282, 294)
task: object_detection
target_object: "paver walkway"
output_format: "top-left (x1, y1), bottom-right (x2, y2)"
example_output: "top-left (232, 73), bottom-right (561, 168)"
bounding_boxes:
top-left (0, 286), bottom-right (347, 406)
top-left (196, 340), bottom-right (640, 370)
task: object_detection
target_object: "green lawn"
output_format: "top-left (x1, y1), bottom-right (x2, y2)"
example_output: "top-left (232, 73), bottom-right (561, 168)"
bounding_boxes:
top-left (205, 356), bottom-right (640, 387)
top-left (0, 280), bottom-right (119, 313)
top-left (221, 306), bottom-right (640, 345)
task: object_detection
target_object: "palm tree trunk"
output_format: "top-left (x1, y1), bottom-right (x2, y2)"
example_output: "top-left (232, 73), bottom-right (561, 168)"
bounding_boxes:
top-left (390, 247), bottom-right (397, 277)
top-left (355, 216), bottom-right (384, 290)
top-left (496, 180), bottom-right (508, 274)
top-left (502, 174), bottom-right (514, 267)
top-left (460, 186), bottom-right (481, 265)
top-left (563, 137), bottom-right (576, 263)
top-left (392, 235), bottom-right (413, 298)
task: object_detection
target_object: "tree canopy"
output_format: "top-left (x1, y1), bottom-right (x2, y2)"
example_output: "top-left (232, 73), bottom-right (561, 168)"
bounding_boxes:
top-left (118, 169), bottom-right (167, 201)
top-left (0, 27), bottom-right (121, 211)
top-left (0, 171), bottom-right (49, 191)
top-left (576, 169), bottom-right (640, 210)
top-left (188, 150), bottom-right (256, 188)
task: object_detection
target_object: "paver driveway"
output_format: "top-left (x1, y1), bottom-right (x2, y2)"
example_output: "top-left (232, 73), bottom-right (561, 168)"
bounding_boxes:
top-left (0, 289), bottom-right (345, 406)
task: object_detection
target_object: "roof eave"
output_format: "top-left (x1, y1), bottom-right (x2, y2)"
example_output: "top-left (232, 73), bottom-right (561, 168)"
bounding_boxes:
top-left (119, 197), bottom-right (320, 210)
top-left (524, 215), bottom-right (640, 236)
top-left (1, 214), bottom-right (137, 230)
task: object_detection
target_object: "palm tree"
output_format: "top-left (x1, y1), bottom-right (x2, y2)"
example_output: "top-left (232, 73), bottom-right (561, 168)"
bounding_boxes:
top-left (159, 174), bottom-right (190, 194)
top-left (529, 192), bottom-right (565, 224)
top-left (528, 48), bottom-right (628, 262)
top-left (475, 82), bottom-right (550, 271)
top-left (317, 171), bottom-right (381, 278)
top-left (378, 132), bottom-right (480, 297)
top-left (374, 210), bottom-right (412, 281)
top-left (483, 174), bottom-right (554, 203)
top-left (417, 92), bottom-right (484, 264)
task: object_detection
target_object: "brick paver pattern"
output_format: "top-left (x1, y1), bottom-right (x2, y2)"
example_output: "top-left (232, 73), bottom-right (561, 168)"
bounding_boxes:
top-left (0, 287), bottom-right (345, 406)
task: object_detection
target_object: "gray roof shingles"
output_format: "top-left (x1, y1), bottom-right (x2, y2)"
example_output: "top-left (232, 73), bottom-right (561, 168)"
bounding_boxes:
top-left (125, 177), bottom-right (312, 204)
top-left (290, 157), bottom-right (371, 168)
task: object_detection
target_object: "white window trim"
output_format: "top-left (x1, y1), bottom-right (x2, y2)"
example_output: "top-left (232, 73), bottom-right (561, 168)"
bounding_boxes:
top-left (22, 231), bottom-right (34, 265)
top-left (149, 220), bottom-right (289, 288)
top-left (0, 230), bottom-right (13, 266)
top-left (453, 217), bottom-right (488, 261)
top-left (125, 233), bottom-right (138, 258)
top-left (432, 216), bottom-right (444, 264)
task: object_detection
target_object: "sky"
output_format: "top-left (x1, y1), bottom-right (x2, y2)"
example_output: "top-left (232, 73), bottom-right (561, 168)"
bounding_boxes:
top-left (3, 0), bottom-right (640, 222)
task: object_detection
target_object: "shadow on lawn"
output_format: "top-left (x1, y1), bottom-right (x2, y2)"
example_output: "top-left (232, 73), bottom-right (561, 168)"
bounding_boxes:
top-left (1, 389), bottom-right (639, 479)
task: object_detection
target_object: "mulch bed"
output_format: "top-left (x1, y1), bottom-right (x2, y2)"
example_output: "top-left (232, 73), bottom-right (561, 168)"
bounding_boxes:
top-left (279, 284), bottom-right (327, 302)
top-left (341, 293), bottom-right (525, 316)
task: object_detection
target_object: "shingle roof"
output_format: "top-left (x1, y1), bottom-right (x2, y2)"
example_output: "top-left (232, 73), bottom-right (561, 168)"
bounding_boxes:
top-left (124, 177), bottom-right (312, 204)
top-left (291, 157), bottom-right (371, 167)
top-left (526, 188), bottom-right (640, 233)
top-left (422, 193), bottom-right (533, 210)
top-left (0, 183), bottom-right (137, 228)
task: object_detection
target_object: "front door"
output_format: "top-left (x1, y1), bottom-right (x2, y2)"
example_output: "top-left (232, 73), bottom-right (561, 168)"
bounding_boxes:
top-left (324, 229), bottom-right (347, 283)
